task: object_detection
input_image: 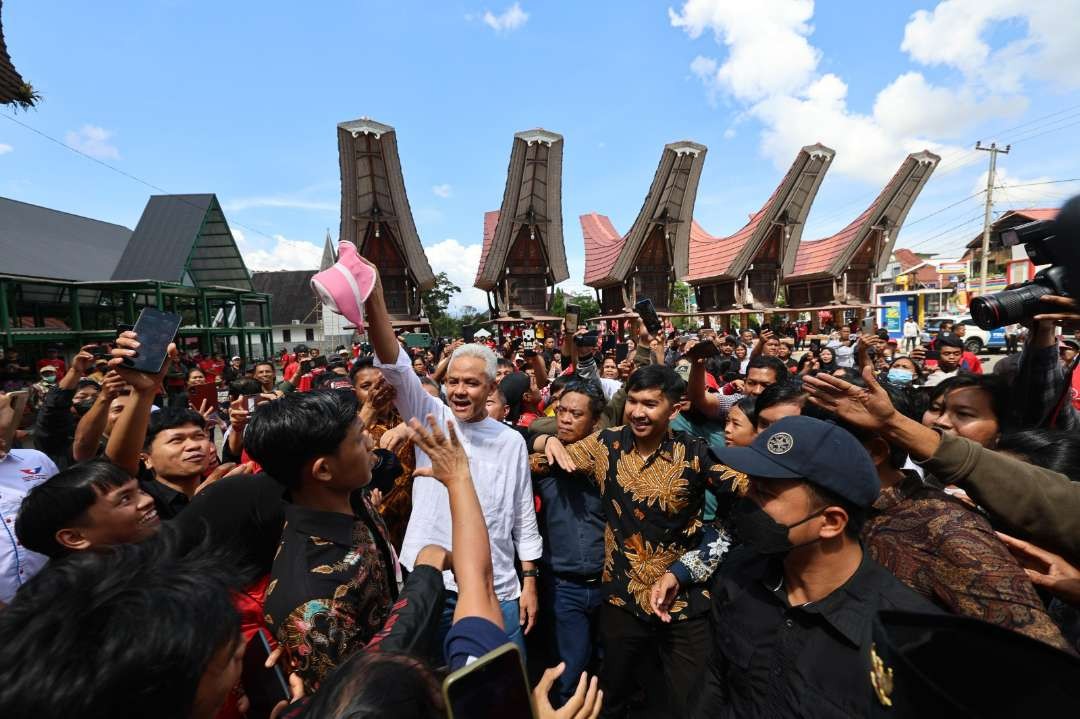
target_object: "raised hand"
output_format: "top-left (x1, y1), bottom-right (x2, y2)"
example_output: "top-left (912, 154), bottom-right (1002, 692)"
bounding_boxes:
top-left (802, 361), bottom-right (897, 432)
top-left (534, 663), bottom-right (603, 719)
top-left (108, 331), bottom-right (177, 394)
top-left (406, 414), bottom-right (470, 487)
top-left (72, 344), bottom-right (99, 376)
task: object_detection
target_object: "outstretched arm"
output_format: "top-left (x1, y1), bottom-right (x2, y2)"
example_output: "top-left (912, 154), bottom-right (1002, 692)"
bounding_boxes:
top-left (405, 415), bottom-right (503, 628)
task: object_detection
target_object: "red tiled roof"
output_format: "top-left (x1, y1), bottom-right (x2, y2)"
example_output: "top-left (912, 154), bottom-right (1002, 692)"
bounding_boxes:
top-left (474, 210), bottom-right (500, 285)
top-left (686, 214), bottom-right (761, 282)
top-left (581, 213), bottom-right (626, 285)
top-left (893, 248), bottom-right (925, 271)
top-left (788, 205), bottom-right (876, 279)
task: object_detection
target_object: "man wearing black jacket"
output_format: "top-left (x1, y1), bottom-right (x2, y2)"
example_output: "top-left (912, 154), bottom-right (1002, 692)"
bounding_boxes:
top-left (32, 344), bottom-right (100, 469)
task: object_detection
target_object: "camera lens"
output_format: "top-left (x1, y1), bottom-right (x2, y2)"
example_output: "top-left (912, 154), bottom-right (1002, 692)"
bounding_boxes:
top-left (970, 282), bottom-right (1053, 330)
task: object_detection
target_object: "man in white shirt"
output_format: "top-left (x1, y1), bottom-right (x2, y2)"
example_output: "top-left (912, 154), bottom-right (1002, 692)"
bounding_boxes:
top-left (0, 393), bottom-right (59, 604)
top-left (903, 318), bottom-right (920, 353)
top-left (361, 258), bottom-right (543, 657)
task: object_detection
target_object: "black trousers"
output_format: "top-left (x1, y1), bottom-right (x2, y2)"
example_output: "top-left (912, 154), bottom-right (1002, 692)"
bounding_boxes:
top-left (597, 603), bottom-right (711, 719)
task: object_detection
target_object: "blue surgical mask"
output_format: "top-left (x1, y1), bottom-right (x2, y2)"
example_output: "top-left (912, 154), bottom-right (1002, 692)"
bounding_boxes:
top-left (887, 368), bottom-right (914, 385)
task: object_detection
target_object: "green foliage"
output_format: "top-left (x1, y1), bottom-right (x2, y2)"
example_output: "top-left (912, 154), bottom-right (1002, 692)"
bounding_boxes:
top-left (421, 272), bottom-right (461, 337)
top-left (550, 287), bottom-right (599, 323)
top-left (669, 281), bottom-right (695, 330)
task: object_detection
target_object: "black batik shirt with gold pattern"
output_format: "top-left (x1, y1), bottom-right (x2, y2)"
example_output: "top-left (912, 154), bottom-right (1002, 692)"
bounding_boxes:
top-left (264, 492), bottom-right (398, 693)
top-left (564, 425), bottom-right (740, 622)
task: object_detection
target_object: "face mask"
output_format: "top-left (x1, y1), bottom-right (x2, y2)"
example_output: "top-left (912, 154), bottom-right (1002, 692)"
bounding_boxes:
top-left (887, 368), bottom-right (914, 385)
top-left (74, 399), bottom-right (95, 416)
top-left (41, 375), bottom-right (57, 385)
top-left (730, 497), bottom-right (825, 556)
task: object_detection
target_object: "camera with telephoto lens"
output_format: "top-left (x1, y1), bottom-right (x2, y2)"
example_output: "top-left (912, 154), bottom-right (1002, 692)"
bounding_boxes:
top-left (970, 195), bottom-right (1080, 330)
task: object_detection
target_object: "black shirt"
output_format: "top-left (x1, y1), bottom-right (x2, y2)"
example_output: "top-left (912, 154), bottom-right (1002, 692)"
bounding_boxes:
top-left (532, 455), bottom-right (605, 578)
top-left (139, 476), bottom-right (190, 520)
top-left (264, 492), bottom-right (398, 693)
top-left (690, 547), bottom-right (939, 718)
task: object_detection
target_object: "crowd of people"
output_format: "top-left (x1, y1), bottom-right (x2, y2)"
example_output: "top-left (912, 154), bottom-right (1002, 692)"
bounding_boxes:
top-left (1, 253), bottom-right (1080, 718)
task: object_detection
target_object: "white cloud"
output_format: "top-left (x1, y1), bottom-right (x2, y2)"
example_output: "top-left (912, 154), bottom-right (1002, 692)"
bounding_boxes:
top-left (237, 229), bottom-right (323, 271)
top-left (901, 1), bottom-right (1080, 92)
top-left (64, 125), bottom-right (119, 160)
top-left (672, 0), bottom-right (819, 102)
top-left (223, 195), bottom-right (336, 212)
top-left (0, 143), bottom-right (11, 155)
top-left (423, 239), bottom-right (487, 312)
top-left (670, 0), bottom-right (1043, 184)
top-left (722, 128), bottom-right (736, 140)
top-left (482, 2), bottom-right (529, 32)
top-left (432, 183), bottom-right (453, 199)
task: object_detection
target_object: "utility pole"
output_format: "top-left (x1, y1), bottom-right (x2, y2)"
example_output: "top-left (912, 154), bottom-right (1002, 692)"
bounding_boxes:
top-left (975, 141), bottom-right (1010, 297)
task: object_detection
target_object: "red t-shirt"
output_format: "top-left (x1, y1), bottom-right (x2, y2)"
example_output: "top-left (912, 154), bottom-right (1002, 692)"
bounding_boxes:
top-left (37, 358), bottom-right (66, 374)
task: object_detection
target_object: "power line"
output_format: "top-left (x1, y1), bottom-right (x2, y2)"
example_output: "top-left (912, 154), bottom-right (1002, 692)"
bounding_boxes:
top-left (993, 178), bottom-right (1080, 189)
top-left (1009, 115), bottom-right (1080, 145)
top-left (1, 111), bottom-right (284, 246)
top-left (904, 190), bottom-right (984, 227)
top-left (904, 210), bottom-right (987, 250)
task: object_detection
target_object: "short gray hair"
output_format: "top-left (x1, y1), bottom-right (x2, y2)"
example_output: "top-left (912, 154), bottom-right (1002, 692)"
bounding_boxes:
top-left (449, 343), bottom-right (498, 382)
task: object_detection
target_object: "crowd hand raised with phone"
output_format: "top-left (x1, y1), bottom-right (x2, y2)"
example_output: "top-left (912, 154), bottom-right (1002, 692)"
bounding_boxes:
top-left (108, 331), bottom-right (177, 393)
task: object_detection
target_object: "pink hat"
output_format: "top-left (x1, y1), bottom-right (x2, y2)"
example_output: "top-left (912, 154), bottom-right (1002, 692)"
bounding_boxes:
top-left (310, 241), bottom-right (377, 332)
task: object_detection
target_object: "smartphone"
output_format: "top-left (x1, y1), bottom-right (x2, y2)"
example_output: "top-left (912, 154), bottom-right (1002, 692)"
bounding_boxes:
top-left (122, 308), bottom-right (182, 374)
top-left (443, 643), bottom-right (534, 719)
top-left (462, 324), bottom-right (476, 343)
top-left (522, 328), bottom-right (536, 350)
top-left (299, 359), bottom-right (312, 375)
top-left (574, 332), bottom-right (599, 348)
top-left (241, 629), bottom-right (290, 719)
top-left (243, 394), bottom-right (261, 412)
top-left (686, 341), bottom-right (720, 361)
top-left (188, 382), bottom-right (218, 413)
top-left (809, 338), bottom-right (822, 354)
top-left (1, 390), bottom-right (29, 455)
top-left (523, 348), bottom-right (537, 358)
top-left (312, 355), bottom-right (328, 368)
top-left (615, 342), bottom-right (629, 363)
top-left (634, 298), bottom-right (662, 335)
top-left (564, 304), bottom-right (581, 333)
top-left (601, 335), bottom-right (617, 354)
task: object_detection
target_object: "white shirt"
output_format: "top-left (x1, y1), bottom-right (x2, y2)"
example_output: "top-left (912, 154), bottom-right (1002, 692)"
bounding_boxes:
top-left (903, 321), bottom-right (919, 338)
top-left (598, 377), bottom-right (622, 401)
top-left (923, 369), bottom-right (959, 387)
top-left (375, 348), bottom-right (542, 601)
top-left (834, 344), bottom-right (855, 368)
top-left (0, 449), bottom-right (59, 603)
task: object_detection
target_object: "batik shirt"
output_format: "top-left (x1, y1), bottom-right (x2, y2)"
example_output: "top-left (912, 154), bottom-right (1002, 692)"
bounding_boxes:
top-left (364, 408), bottom-right (415, 551)
top-left (264, 491), bottom-right (398, 693)
top-left (563, 425), bottom-right (740, 621)
top-left (863, 471), bottom-right (1070, 651)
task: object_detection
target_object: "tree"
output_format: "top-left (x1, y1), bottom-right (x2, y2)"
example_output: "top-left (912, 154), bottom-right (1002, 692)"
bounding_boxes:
top-left (421, 272), bottom-right (461, 338)
top-left (669, 281), bottom-right (696, 330)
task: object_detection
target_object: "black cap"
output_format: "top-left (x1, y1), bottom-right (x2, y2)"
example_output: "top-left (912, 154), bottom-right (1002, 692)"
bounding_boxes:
top-left (869, 610), bottom-right (1080, 717)
top-left (712, 415), bottom-right (880, 508)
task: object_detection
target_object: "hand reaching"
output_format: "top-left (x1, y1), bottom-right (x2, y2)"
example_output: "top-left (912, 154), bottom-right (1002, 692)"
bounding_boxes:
top-left (802, 360), bottom-right (898, 432)
top-left (534, 663), bottom-right (603, 719)
top-left (108, 331), bottom-right (177, 394)
top-left (997, 532), bottom-right (1080, 605)
top-left (405, 414), bottom-right (471, 487)
top-left (72, 344), bottom-right (98, 376)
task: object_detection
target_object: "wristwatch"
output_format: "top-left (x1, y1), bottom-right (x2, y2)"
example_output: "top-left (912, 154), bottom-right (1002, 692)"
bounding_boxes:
top-left (522, 568), bottom-right (540, 579)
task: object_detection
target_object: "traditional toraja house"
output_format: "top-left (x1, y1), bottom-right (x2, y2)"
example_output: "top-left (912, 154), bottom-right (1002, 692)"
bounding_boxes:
top-left (783, 150), bottom-right (940, 315)
top-left (474, 129), bottom-right (567, 320)
top-left (686, 144), bottom-right (835, 314)
top-left (337, 117), bottom-right (434, 325)
top-left (0, 0), bottom-right (38, 109)
top-left (582, 141), bottom-right (707, 315)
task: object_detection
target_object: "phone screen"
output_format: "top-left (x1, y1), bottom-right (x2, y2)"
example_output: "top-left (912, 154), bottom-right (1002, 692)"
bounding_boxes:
top-left (188, 383), bottom-right (218, 413)
top-left (241, 630), bottom-right (290, 719)
top-left (244, 394), bottom-right (260, 412)
top-left (1, 390), bottom-right (29, 457)
top-left (122, 309), bottom-right (182, 374)
top-left (444, 644), bottom-right (533, 719)
top-left (615, 343), bottom-right (629, 363)
top-left (564, 304), bottom-right (580, 333)
top-left (462, 324), bottom-right (476, 343)
top-left (299, 360), bottom-right (312, 375)
top-left (634, 298), bottom-right (662, 335)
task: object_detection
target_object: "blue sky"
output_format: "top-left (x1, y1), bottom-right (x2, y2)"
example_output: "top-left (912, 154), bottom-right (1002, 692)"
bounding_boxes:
top-left (3, 1), bottom-right (1079, 310)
